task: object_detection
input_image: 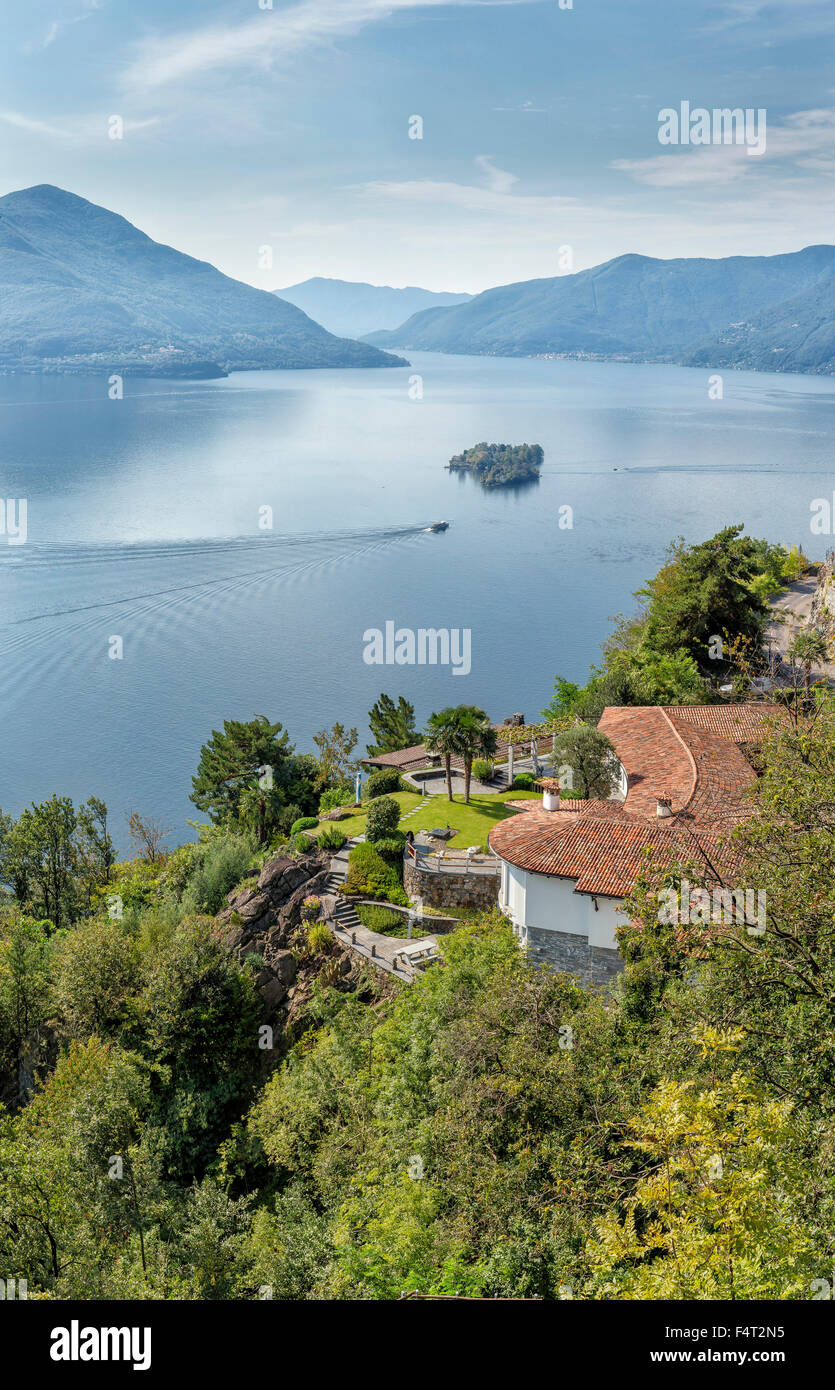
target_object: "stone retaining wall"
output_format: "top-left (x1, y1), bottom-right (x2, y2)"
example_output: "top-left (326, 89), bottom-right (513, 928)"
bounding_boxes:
top-left (524, 926), bottom-right (623, 986)
top-left (404, 859), bottom-right (500, 911)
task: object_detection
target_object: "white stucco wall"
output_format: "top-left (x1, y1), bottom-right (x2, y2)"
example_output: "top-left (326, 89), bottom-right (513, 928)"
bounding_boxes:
top-left (612, 757), bottom-right (629, 800)
top-left (499, 860), bottom-right (622, 950)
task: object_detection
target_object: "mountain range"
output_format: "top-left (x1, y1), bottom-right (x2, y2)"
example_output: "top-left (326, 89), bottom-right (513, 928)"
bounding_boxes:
top-left (274, 277), bottom-right (472, 339)
top-left (365, 246), bottom-right (835, 375)
top-left (0, 186), bottom-right (406, 377)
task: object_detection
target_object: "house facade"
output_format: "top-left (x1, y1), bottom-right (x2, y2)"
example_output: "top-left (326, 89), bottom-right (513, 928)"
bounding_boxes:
top-left (489, 704), bottom-right (777, 985)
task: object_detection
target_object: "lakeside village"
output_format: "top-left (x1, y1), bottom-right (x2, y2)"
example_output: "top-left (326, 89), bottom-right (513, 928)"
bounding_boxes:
top-left (7, 525), bottom-right (835, 1300)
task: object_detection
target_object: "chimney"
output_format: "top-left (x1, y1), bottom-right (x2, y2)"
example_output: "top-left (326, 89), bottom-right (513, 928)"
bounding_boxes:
top-left (656, 795), bottom-right (673, 819)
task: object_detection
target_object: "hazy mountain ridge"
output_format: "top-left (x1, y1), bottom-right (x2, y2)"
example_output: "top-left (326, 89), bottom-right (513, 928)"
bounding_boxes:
top-left (274, 277), bottom-right (473, 338)
top-left (0, 186), bottom-right (406, 376)
top-left (364, 246), bottom-right (835, 375)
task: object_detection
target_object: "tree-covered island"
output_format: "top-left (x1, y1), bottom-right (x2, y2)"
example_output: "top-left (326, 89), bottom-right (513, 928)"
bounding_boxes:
top-left (448, 441), bottom-right (543, 487)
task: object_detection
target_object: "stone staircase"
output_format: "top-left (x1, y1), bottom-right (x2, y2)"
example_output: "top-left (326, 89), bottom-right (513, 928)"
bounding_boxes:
top-left (324, 839), bottom-right (363, 933)
top-left (331, 895), bottom-right (363, 935)
top-left (324, 840), bottom-right (353, 892)
top-left (321, 834), bottom-right (439, 983)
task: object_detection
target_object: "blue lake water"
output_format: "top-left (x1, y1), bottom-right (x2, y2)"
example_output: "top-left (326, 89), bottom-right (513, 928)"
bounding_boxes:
top-left (1, 351), bottom-right (834, 844)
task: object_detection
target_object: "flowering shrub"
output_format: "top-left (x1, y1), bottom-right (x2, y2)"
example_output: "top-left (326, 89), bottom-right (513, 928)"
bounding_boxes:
top-left (301, 895), bottom-right (322, 921)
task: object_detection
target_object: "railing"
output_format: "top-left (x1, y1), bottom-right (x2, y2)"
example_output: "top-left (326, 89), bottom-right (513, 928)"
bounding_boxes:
top-left (406, 844), bottom-right (499, 876)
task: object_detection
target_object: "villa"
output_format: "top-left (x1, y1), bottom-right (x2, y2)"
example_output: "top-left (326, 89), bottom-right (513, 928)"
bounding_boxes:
top-left (488, 704), bottom-right (779, 984)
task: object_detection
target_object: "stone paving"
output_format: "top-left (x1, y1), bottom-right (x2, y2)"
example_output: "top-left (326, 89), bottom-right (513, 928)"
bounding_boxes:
top-left (322, 836), bottom-right (439, 982)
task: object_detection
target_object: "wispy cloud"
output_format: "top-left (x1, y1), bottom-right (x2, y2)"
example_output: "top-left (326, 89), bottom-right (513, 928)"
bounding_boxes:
top-left (0, 109), bottom-right (160, 145)
top-left (474, 155), bottom-right (518, 194)
top-left (492, 99), bottom-right (548, 113)
top-left (0, 110), bottom-right (73, 141)
top-left (704, 0), bottom-right (835, 36)
top-left (613, 108), bottom-right (835, 188)
top-left (123, 0), bottom-right (539, 91)
top-left (359, 155), bottom-right (582, 217)
top-left (613, 146), bottom-right (753, 188)
top-left (25, 0), bottom-right (104, 53)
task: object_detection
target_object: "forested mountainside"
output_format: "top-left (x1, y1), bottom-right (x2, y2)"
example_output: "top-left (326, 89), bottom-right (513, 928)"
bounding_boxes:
top-left (0, 186), bottom-right (406, 376)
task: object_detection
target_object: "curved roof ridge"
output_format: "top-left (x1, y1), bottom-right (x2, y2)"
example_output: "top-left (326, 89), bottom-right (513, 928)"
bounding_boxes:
top-left (658, 705), bottom-right (699, 814)
top-left (598, 705), bottom-right (694, 816)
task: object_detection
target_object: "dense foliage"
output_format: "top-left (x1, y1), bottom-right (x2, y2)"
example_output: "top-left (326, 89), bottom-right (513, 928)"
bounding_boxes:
top-left (366, 694), bottom-right (419, 758)
top-left (550, 726), bottom-right (618, 799)
top-left (343, 841), bottom-right (408, 906)
top-left (190, 716), bottom-right (318, 844)
top-left (365, 796), bottom-right (401, 843)
top-left (0, 537), bottom-right (831, 1302)
top-left (448, 441), bottom-right (543, 487)
top-left (365, 768), bottom-right (404, 799)
top-left (544, 527), bottom-right (805, 724)
top-left (1, 700), bottom-right (835, 1298)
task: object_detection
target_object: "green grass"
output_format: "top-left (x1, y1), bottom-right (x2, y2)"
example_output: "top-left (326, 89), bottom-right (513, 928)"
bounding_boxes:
top-left (311, 788), bottom-right (538, 850)
top-left (420, 905), bottom-right (491, 924)
top-left (354, 903), bottom-right (431, 939)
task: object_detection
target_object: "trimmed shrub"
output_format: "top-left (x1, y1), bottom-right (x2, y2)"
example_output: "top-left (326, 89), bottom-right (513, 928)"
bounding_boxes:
top-left (472, 758), bottom-right (494, 781)
top-left (294, 832), bottom-right (315, 854)
top-left (512, 773), bottom-right (534, 790)
top-left (301, 895), bottom-right (322, 922)
top-left (373, 833), bottom-right (407, 863)
top-left (291, 816), bottom-right (319, 835)
top-left (366, 767), bottom-right (403, 799)
top-left (318, 826), bottom-right (347, 852)
top-left (366, 795), bottom-right (401, 842)
top-left (318, 784), bottom-right (354, 814)
top-left (344, 841), bottom-right (407, 906)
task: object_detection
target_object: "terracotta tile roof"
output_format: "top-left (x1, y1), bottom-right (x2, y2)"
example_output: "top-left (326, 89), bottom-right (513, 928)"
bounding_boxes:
top-left (363, 744), bottom-right (431, 770)
top-left (662, 703), bottom-right (783, 743)
top-left (598, 707), bottom-right (693, 816)
top-left (597, 706), bottom-right (757, 824)
top-left (489, 807), bottom-right (741, 898)
top-left (668, 718), bottom-right (757, 828)
top-left (489, 703), bottom-right (757, 897)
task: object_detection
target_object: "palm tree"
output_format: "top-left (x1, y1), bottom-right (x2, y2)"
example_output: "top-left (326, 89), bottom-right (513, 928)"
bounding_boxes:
top-left (423, 706), bottom-right (498, 804)
top-left (456, 706), bottom-right (498, 804)
top-left (788, 628), bottom-right (829, 699)
top-left (423, 708), bottom-right (462, 802)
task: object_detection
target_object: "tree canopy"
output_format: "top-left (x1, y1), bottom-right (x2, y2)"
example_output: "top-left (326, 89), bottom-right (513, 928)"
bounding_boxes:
top-left (366, 693), bottom-right (418, 757)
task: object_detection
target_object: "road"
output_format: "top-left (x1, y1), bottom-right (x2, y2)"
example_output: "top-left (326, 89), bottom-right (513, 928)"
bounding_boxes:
top-left (767, 574), bottom-right (835, 681)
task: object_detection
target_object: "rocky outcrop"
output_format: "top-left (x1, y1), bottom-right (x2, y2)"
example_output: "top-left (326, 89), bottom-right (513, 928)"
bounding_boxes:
top-left (810, 560), bottom-right (835, 627)
top-left (217, 852), bottom-right (329, 954)
top-left (214, 849), bottom-right (383, 1048)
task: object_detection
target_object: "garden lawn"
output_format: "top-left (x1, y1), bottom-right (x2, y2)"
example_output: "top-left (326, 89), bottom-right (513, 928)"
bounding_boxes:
top-left (310, 788), bottom-right (538, 851)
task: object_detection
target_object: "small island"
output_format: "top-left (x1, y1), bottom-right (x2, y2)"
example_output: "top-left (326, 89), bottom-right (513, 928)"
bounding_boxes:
top-left (447, 441), bottom-right (544, 487)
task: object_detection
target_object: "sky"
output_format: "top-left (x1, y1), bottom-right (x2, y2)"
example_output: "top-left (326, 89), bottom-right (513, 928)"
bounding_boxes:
top-left (2, 0), bottom-right (835, 292)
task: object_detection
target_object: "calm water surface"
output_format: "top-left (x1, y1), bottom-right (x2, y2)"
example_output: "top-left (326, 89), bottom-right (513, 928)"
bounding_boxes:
top-left (1, 351), bottom-right (833, 842)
